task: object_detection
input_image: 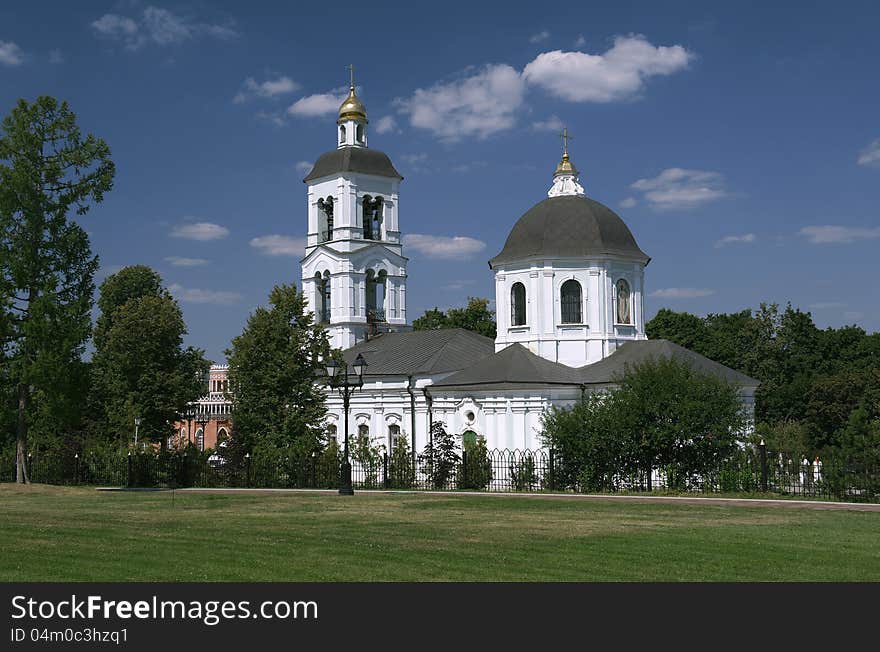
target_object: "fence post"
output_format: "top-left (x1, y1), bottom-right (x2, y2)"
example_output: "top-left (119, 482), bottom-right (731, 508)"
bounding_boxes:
top-left (245, 453), bottom-right (251, 488)
top-left (383, 452), bottom-right (389, 489)
top-left (126, 452), bottom-right (132, 488)
top-left (74, 454), bottom-right (79, 486)
top-left (759, 440), bottom-right (768, 493)
top-left (548, 449), bottom-right (556, 491)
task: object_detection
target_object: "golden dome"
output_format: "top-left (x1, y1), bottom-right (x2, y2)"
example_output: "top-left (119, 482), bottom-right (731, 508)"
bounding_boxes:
top-left (337, 86), bottom-right (368, 124)
top-left (554, 152), bottom-right (578, 177)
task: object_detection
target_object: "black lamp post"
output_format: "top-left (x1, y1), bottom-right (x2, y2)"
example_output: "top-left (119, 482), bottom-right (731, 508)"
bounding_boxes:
top-left (324, 353), bottom-right (367, 496)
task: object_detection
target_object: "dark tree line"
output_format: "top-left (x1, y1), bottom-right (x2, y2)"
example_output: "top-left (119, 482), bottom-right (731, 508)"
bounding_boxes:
top-left (647, 304), bottom-right (880, 460)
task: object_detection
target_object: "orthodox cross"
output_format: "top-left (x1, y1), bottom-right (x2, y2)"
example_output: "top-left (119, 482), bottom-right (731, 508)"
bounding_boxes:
top-left (348, 63), bottom-right (355, 89)
top-left (559, 127), bottom-right (573, 156)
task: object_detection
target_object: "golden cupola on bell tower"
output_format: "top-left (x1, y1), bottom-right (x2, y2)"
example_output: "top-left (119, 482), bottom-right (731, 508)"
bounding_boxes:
top-left (337, 64), bottom-right (368, 148)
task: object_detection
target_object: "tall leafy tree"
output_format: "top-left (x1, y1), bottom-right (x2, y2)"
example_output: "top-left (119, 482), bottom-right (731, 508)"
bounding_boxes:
top-left (0, 96), bottom-right (114, 482)
top-left (226, 283), bottom-right (332, 454)
top-left (412, 297), bottom-right (496, 338)
top-left (90, 266), bottom-right (209, 448)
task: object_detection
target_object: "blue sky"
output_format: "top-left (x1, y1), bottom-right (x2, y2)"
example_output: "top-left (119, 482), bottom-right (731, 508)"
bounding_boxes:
top-left (2, 0), bottom-right (879, 362)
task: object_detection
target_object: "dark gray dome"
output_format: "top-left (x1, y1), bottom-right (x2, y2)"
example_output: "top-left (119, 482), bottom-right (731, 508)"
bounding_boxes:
top-left (303, 147), bottom-right (402, 183)
top-left (489, 196), bottom-right (650, 268)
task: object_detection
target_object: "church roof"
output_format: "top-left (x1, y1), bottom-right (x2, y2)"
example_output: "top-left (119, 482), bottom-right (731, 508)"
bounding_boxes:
top-left (431, 343), bottom-right (581, 390)
top-left (578, 339), bottom-right (760, 387)
top-left (489, 196), bottom-right (650, 267)
top-left (303, 147), bottom-right (403, 183)
top-left (430, 339), bottom-right (758, 391)
top-left (341, 328), bottom-right (494, 377)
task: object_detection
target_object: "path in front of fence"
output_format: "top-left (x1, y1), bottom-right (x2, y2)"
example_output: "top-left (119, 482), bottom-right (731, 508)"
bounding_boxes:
top-left (100, 487), bottom-right (880, 512)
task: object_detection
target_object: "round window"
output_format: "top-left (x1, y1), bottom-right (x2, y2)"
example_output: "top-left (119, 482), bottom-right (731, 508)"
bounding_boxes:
top-left (465, 411), bottom-right (475, 423)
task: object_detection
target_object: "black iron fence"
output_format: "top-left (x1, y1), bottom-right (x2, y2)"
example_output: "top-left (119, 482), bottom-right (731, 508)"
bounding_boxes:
top-left (2, 445), bottom-right (877, 502)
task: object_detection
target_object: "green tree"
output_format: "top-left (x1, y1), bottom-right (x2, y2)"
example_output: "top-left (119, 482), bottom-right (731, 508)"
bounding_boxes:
top-left (419, 421), bottom-right (460, 489)
top-left (543, 357), bottom-right (747, 491)
top-left (226, 283), bottom-right (332, 454)
top-left (90, 269), bottom-right (209, 447)
top-left (93, 265), bottom-right (165, 348)
top-left (412, 297), bottom-right (496, 338)
top-left (0, 96), bottom-right (114, 482)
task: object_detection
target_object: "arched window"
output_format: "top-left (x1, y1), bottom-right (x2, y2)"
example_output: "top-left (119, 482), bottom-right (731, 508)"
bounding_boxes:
top-left (326, 424), bottom-right (337, 442)
top-left (366, 269), bottom-right (386, 323)
top-left (217, 428), bottom-right (228, 446)
top-left (195, 428), bottom-right (204, 452)
top-left (362, 196), bottom-right (383, 240)
top-left (356, 124), bottom-right (364, 144)
top-left (616, 279), bottom-right (631, 325)
top-left (560, 280), bottom-right (582, 324)
top-left (388, 424), bottom-right (401, 449)
top-left (510, 282), bottom-right (526, 326)
top-left (358, 423), bottom-right (369, 438)
top-left (339, 124), bottom-right (346, 144)
top-left (317, 196), bottom-right (334, 242)
top-left (316, 271), bottom-right (331, 323)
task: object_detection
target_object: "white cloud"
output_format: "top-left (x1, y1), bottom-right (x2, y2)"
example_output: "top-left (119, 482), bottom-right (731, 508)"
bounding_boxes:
top-left (798, 225), bottom-right (880, 244)
top-left (170, 221), bottom-right (229, 241)
top-left (451, 161), bottom-right (488, 173)
top-left (444, 280), bottom-right (476, 291)
top-left (531, 115), bottom-right (564, 132)
top-left (90, 7), bottom-right (237, 50)
top-left (715, 233), bottom-right (756, 248)
top-left (48, 49), bottom-right (64, 64)
top-left (403, 234), bottom-right (487, 260)
top-left (0, 41), bottom-right (24, 66)
top-left (619, 197), bottom-right (638, 208)
top-left (396, 64), bottom-right (526, 142)
top-left (255, 111), bottom-right (286, 127)
top-left (165, 256), bottom-right (209, 267)
top-left (808, 302), bottom-right (846, 310)
top-left (288, 90), bottom-right (347, 118)
top-left (522, 35), bottom-right (692, 103)
top-left (249, 235), bottom-right (306, 257)
top-left (630, 167), bottom-right (727, 210)
top-left (574, 34), bottom-right (586, 47)
top-left (530, 31), bottom-right (550, 44)
top-left (234, 76), bottom-right (299, 103)
top-left (649, 288), bottom-right (715, 299)
top-left (295, 161), bottom-right (313, 174)
top-left (168, 283), bottom-right (241, 305)
top-left (857, 139), bottom-right (880, 166)
top-left (375, 115), bottom-right (398, 134)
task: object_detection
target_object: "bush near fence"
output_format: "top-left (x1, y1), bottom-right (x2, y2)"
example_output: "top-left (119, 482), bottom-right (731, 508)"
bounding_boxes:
top-left (2, 445), bottom-right (876, 502)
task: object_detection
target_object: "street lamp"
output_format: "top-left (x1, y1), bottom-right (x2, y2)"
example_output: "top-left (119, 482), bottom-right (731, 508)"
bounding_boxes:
top-left (324, 353), bottom-right (367, 495)
top-left (134, 417), bottom-right (141, 448)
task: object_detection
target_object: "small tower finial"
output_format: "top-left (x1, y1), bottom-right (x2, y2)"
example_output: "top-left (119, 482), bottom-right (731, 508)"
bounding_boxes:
top-left (348, 63), bottom-right (355, 90)
top-left (549, 127), bottom-right (585, 197)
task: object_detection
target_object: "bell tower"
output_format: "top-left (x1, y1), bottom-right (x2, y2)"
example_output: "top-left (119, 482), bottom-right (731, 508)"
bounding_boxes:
top-left (300, 67), bottom-right (410, 350)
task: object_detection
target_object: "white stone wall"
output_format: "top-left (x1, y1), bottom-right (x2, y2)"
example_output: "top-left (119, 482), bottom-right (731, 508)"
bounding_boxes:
top-left (302, 171), bottom-right (406, 350)
top-left (494, 257), bottom-right (647, 366)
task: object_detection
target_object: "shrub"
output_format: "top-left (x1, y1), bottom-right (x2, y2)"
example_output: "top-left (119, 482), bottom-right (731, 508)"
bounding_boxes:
top-left (459, 436), bottom-right (492, 490)
top-left (419, 422), bottom-right (460, 489)
top-left (388, 436), bottom-right (415, 489)
top-left (351, 430), bottom-right (384, 488)
top-left (510, 453), bottom-right (537, 491)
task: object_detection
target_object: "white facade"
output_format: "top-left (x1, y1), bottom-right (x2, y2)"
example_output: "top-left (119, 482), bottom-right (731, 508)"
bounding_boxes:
top-left (492, 259), bottom-right (647, 367)
top-left (300, 85), bottom-right (409, 350)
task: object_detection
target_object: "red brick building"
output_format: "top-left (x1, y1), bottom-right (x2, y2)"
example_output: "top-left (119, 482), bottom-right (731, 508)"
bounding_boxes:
top-left (170, 364), bottom-right (232, 451)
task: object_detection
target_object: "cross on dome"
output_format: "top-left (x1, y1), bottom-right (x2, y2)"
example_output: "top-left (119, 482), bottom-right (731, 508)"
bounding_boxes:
top-left (548, 126), bottom-right (585, 197)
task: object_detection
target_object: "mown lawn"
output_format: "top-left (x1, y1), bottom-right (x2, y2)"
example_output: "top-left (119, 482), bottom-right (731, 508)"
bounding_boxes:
top-left (1, 484), bottom-right (878, 581)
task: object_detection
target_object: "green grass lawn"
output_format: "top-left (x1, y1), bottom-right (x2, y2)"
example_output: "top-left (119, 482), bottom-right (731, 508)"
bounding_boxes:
top-left (1, 484), bottom-right (878, 581)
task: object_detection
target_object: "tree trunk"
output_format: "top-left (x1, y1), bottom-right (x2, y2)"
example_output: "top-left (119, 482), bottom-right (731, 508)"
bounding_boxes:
top-left (16, 382), bottom-right (30, 484)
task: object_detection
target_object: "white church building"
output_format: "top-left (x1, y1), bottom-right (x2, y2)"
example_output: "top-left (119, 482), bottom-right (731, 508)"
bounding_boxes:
top-left (300, 77), bottom-right (757, 454)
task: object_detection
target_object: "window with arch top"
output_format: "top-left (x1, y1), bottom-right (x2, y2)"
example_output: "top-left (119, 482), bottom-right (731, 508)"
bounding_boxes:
top-left (560, 280), bottom-right (583, 324)
top-left (510, 282), bottom-right (526, 326)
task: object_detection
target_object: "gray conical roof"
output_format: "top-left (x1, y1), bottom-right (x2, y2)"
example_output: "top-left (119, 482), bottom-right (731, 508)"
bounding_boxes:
top-left (489, 196), bottom-right (650, 267)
